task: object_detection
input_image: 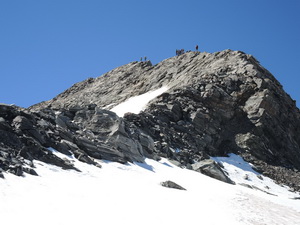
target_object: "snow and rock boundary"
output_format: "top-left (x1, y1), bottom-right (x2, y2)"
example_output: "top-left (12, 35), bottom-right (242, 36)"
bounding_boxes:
top-left (1, 50), bottom-right (300, 194)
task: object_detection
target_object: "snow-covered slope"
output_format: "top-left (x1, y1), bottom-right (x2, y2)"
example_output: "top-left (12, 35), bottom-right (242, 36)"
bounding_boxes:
top-left (213, 154), bottom-right (298, 198)
top-left (2, 57), bottom-right (300, 225)
top-left (1, 150), bottom-right (299, 225)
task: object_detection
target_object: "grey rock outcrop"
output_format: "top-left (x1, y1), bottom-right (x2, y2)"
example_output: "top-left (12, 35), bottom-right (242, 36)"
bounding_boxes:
top-left (0, 103), bottom-right (155, 177)
top-left (192, 159), bottom-right (234, 184)
top-left (0, 104), bottom-right (80, 176)
top-left (1, 50), bottom-right (300, 191)
top-left (160, 180), bottom-right (186, 190)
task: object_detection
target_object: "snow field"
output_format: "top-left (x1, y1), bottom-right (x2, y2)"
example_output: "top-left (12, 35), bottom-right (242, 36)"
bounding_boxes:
top-left (213, 154), bottom-right (299, 198)
top-left (1, 153), bottom-right (300, 225)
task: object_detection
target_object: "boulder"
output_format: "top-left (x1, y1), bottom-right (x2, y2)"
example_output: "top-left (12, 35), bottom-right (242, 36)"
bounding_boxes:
top-left (192, 159), bottom-right (235, 184)
top-left (160, 180), bottom-right (186, 190)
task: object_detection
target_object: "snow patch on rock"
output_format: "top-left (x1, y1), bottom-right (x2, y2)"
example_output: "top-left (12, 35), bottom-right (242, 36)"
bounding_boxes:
top-left (111, 86), bottom-right (168, 117)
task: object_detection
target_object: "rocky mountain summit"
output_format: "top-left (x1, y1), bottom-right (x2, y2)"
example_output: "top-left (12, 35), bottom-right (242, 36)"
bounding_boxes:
top-left (1, 50), bottom-right (300, 191)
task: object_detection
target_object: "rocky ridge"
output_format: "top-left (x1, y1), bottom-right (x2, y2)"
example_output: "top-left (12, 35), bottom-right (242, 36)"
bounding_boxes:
top-left (1, 50), bottom-right (300, 191)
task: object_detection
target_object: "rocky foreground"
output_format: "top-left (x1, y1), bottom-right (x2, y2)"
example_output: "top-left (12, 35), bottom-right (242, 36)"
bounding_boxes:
top-left (1, 50), bottom-right (300, 191)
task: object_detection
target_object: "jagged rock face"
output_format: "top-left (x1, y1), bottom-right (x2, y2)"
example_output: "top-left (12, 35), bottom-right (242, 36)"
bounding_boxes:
top-left (0, 104), bottom-right (155, 177)
top-left (0, 104), bottom-right (80, 176)
top-left (123, 51), bottom-right (300, 189)
top-left (31, 50), bottom-right (267, 110)
top-left (2, 50), bottom-right (300, 190)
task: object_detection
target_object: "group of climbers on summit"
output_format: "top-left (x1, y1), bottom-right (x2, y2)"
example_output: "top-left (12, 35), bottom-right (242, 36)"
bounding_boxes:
top-left (176, 45), bottom-right (199, 56)
top-left (141, 44), bottom-right (199, 62)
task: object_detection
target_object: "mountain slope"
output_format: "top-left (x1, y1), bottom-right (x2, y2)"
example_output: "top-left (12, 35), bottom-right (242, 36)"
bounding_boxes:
top-left (32, 50), bottom-right (280, 110)
top-left (1, 50), bottom-right (300, 192)
top-left (1, 154), bottom-right (300, 225)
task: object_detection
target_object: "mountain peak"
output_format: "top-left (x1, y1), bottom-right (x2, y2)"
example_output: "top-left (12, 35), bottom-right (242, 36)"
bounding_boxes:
top-left (2, 50), bottom-right (300, 192)
top-left (31, 49), bottom-right (280, 111)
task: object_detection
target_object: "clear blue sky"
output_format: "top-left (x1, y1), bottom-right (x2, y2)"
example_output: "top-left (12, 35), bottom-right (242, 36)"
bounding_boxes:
top-left (1, 0), bottom-right (299, 108)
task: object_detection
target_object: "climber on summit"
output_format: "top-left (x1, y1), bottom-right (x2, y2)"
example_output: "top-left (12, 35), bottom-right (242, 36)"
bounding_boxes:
top-left (176, 49), bottom-right (185, 56)
top-left (195, 45), bottom-right (199, 51)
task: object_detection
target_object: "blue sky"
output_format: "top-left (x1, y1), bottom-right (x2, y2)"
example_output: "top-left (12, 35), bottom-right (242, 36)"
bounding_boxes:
top-left (1, 0), bottom-right (299, 108)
